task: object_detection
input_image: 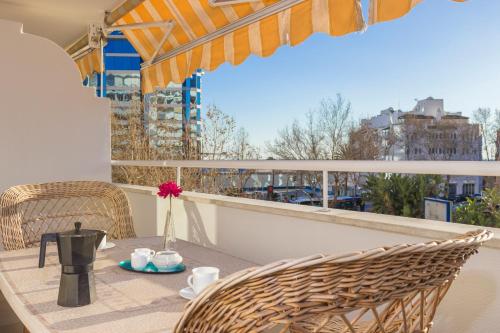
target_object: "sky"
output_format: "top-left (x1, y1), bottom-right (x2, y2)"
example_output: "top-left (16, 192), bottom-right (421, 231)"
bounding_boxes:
top-left (201, 0), bottom-right (500, 148)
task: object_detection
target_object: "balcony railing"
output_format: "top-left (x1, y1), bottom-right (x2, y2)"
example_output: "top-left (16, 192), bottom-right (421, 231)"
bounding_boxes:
top-left (111, 160), bottom-right (500, 208)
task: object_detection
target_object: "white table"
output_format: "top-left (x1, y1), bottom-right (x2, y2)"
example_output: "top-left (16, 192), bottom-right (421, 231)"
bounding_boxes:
top-left (0, 237), bottom-right (255, 333)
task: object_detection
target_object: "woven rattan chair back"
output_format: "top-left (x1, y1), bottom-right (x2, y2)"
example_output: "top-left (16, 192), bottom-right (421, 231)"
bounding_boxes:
top-left (174, 229), bottom-right (492, 333)
top-left (0, 181), bottom-right (136, 250)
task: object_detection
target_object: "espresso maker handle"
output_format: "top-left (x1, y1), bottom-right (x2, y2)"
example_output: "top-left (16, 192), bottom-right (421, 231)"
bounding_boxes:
top-left (39, 233), bottom-right (57, 268)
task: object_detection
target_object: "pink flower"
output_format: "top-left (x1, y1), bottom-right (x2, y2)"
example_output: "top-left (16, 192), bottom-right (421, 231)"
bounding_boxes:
top-left (157, 181), bottom-right (183, 199)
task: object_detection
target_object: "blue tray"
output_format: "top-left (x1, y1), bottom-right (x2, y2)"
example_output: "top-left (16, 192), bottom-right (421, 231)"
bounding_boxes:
top-left (119, 260), bottom-right (186, 274)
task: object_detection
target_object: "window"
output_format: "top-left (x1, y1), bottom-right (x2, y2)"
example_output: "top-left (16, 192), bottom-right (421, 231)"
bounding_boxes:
top-left (89, 73), bottom-right (99, 87)
top-left (106, 74), bottom-right (115, 86)
top-left (190, 90), bottom-right (197, 105)
top-left (106, 71), bottom-right (140, 88)
top-left (462, 183), bottom-right (475, 196)
top-left (448, 183), bottom-right (457, 197)
top-left (153, 89), bottom-right (182, 105)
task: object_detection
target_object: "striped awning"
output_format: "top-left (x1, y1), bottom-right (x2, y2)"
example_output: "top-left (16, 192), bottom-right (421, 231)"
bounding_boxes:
top-left (75, 48), bottom-right (103, 80)
top-left (68, 0), bottom-right (466, 90)
top-left (369, 0), bottom-right (465, 24)
top-left (116, 0), bottom-right (365, 93)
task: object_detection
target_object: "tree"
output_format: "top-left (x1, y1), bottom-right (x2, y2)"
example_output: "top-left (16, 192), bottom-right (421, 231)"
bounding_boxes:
top-left (381, 125), bottom-right (398, 160)
top-left (341, 123), bottom-right (382, 195)
top-left (342, 123), bottom-right (382, 160)
top-left (363, 173), bottom-right (442, 218)
top-left (233, 127), bottom-right (258, 160)
top-left (320, 94), bottom-right (351, 160)
top-left (454, 188), bottom-right (500, 227)
top-left (265, 111), bottom-right (325, 190)
top-left (266, 111), bottom-right (325, 160)
top-left (111, 101), bottom-right (200, 188)
top-left (266, 95), bottom-right (352, 160)
top-left (319, 95), bottom-right (352, 199)
top-left (473, 108), bottom-right (494, 160)
top-left (233, 127), bottom-right (260, 192)
top-left (202, 104), bottom-right (236, 160)
top-left (200, 105), bottom-right (260, 194)
top-left (266, 95), bottom-right (352, 201)
top-left (495, 109), bottom-right (500, 160)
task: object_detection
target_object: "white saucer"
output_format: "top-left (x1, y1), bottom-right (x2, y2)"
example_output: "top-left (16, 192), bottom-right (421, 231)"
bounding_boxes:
top-left (98, 242), bottom-right (116, 251)
top-left (179, 287), bottom-right (196, 300)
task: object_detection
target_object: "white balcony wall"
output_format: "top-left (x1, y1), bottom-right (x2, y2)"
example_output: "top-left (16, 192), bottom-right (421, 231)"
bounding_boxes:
top-left (0, 20), bottom-right (111, 193)
top-left (120, 184), bottom-right (500, 333)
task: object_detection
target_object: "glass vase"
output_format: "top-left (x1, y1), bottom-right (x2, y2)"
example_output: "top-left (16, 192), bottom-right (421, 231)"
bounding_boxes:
top-left (163, 197), bottom-right (176, 250)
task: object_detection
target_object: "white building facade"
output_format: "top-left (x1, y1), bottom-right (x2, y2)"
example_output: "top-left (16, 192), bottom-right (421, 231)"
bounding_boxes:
top-left (362, 97), bottom-right (482, 197)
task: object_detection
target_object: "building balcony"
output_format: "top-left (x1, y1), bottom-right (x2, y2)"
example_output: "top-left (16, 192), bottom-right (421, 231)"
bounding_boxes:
top-left (1, 158), bottom-right (500, 332)
top-left (108, 159), bottom-right (500, 333)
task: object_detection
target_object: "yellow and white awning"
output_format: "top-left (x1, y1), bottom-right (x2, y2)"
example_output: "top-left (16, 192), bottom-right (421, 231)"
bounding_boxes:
top-left (116, 0), bottom-right (364, 93)
top-left (74, 48), bottom-right (103, 80)
top-left (68, 0), bottom-right (466, 90)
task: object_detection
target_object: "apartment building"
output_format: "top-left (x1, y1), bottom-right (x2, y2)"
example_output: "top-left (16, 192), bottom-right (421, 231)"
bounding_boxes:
top-left (362, 97), bottom-right (482, 196)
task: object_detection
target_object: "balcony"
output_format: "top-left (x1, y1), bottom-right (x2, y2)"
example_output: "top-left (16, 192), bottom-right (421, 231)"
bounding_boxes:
top-left (2, 159), bottom-right (500, 332)
top-left (109, 159), bottom-right (500, 333)
top-left (1, 2), bottom-right (500, 332)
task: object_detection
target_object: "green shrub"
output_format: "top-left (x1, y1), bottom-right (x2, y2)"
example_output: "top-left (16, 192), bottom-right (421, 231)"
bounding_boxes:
top-left (454, 188), bottom-right (500, 227)
top-left (363, 174), bottom-right (442, 218)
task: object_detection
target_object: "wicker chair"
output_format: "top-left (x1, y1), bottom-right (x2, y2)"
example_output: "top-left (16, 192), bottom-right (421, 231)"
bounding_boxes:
top-left (174, 229), bottom-right (492, 333)
top-left (0, 181), bottom-right (136, 251)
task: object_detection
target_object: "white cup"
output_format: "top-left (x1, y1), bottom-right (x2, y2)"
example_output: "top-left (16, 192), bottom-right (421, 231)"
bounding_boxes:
top-left (151, 251), bottom-right (183, 270)
top-left (187, 267), bottom-right (220, 295)
top-left (134, 248), bottom-right (155, 262)
top-left (98, 234), bottom-right (107, 250)
top-left (131, 252), bottom-right (148, 270)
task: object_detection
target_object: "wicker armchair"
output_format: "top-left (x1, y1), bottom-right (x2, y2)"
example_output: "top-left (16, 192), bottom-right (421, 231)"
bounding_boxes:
top-left (0, 181), bottom-right (136, 251)
top-left (174, 229), bottom-right (492, 333)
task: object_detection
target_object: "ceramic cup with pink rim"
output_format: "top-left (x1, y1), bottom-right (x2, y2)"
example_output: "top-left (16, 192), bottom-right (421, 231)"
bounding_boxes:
top-left (187, 267), bottom-right (220, 295)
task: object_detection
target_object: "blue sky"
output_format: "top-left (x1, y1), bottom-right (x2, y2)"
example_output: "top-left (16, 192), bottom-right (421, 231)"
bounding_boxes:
top-left (202, 0), bottom-right (500, 148)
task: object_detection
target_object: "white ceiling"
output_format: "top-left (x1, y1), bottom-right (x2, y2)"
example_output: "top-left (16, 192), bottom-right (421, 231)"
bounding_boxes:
top-left (0, 0), bottom-right (125, 48)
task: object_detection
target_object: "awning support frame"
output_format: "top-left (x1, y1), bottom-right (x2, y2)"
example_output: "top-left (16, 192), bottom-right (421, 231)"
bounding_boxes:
top-left (104, 21), bottom-right (174, 33)
top-left (142, 21), bottom-right (175, 66)
top-left (66, 0), bottom-right (146, 57)
top-left (71, 45), bottom-right (93, 61)
top-left (141, 0), bottom-right (305, 69)
top-left (86, 20), bottom-right (174, 54)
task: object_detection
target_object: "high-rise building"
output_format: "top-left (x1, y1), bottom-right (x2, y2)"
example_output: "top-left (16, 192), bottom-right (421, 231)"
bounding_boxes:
top-left (83, 32), bottom-right (201, 157)
top-left (144, 71), bottom-right (202, 158)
